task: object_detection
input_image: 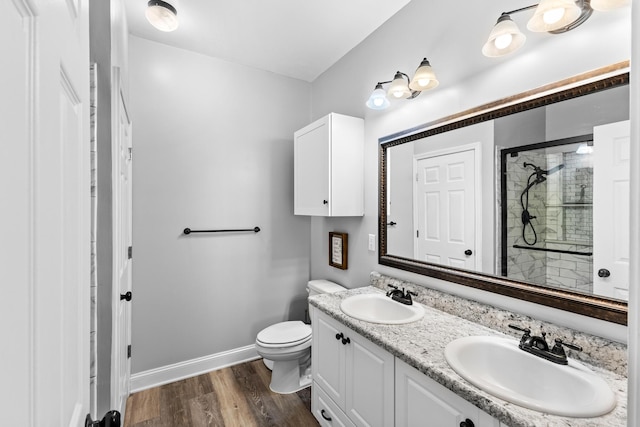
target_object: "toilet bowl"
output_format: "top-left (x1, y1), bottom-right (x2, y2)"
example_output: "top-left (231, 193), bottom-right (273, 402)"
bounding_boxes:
top-left (255, 280), bottom-right (346, 394)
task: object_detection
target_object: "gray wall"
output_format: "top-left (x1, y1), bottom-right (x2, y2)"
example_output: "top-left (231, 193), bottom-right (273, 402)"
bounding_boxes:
top-left (129, 36), bottom-right (313, 373)
top-left (308, 0), bottom-right (630, 341)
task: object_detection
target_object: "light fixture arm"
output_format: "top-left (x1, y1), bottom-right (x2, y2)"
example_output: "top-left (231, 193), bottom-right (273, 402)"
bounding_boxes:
top-left (502, 4), bottom-right (539, 16)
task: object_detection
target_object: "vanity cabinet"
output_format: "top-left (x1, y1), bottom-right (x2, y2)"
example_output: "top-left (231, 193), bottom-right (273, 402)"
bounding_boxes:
top-left (311, 308), bottom-right (394, 427)
top-left (294, 113), bottom-right (364, 216)
top-left (395, 359), bottom-right (500, 427)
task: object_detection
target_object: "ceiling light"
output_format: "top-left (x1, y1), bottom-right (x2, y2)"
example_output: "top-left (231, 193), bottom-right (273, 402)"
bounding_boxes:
top-left (527, 0), bottom-right (582, 32)
top-left (366, 83), bottom-right (391, 110)
top-left (387, 72), bottom-right (412, 99)
top-left (409, 58), bottom-right (439, 91)
top-left (482, 14), bottom-right (527, 57)
top-left (366, 58), bottom-right (439, 110)
top-left (146, 0), bottom-right (179, 32)
top-left (590, 0), bottom-right (630, 11)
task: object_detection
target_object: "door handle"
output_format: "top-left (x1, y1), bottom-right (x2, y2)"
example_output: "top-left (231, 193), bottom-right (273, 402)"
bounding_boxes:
top-left (120, 291), bottom-right (132, 301)
top-left (464, 249), bottom-right (473, 256)
top-left (597, 269), bottom-right (611, 278)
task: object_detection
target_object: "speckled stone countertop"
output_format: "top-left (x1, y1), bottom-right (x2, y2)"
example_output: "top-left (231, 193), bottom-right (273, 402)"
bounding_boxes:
top-left (309, 286), bottom-right (627, 427)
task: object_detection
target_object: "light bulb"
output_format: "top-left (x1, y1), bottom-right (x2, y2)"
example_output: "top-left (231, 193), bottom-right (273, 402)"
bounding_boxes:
top-left (416, 78), bottom-right (430, 88)
top-left (543, 8), bottom-right (565, 24)
top-left (373, 98), bottom-right (384, 107)
top-left (391, 90), bottom-right (405, 98)
top-left (494, 33), bottom-right (513, 50)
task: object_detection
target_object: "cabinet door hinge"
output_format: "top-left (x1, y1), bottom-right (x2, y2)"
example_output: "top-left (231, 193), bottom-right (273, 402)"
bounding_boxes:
top-left (416, 230), bottom-right (419, 238)
top-left (127, 345), bottom-right (132, 358)
top-left (128, 246), bottom-right (132, 259)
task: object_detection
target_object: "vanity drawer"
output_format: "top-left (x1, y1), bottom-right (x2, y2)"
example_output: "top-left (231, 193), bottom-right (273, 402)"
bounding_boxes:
top-left (312, 382), bottom-right (356, 427)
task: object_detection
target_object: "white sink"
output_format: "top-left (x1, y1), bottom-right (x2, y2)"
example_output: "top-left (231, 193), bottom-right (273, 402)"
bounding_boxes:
top-left (444, 336), bottom-right (616, 417)
top-left (340, 293), bottom-right (424, 324)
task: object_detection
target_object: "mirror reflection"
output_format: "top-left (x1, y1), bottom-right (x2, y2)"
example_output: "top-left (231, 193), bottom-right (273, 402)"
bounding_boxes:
top-left (384, 81), bottom-right (629, 302)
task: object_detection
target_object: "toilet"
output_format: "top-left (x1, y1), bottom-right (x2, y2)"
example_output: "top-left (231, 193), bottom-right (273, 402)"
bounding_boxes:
top-left (255, 279), bottom-right (346, 394)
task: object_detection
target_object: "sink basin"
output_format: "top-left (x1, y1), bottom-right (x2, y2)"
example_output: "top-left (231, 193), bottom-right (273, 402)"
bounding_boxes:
top-left (445, 336), bottom-right (616, 417)
top-left (340, 293), bottom-right (424, 324)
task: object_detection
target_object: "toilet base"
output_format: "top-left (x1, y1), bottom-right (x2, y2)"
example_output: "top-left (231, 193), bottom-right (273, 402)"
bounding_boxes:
top-left (267, 358), bottom-right (312, 394)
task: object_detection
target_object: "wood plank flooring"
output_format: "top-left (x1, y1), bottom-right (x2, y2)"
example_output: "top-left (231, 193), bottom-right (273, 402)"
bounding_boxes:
top-left (123, 359), bottom-right (320, 427)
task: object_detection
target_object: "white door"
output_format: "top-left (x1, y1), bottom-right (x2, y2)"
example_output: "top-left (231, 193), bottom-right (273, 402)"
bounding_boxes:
top-left (415, 149), bottom-right (477, 270)
top-left (112, 71), bottom-right (133, 414)
top-left (593, 120), bottom-right (630, 300)
top-left (1, 1), bottom-right (90, 426)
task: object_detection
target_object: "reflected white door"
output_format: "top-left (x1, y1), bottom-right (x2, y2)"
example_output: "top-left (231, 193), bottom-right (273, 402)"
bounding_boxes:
top-left (1, 0), bottom-right (90, 426)
top-left (593, 120), bottom-right (630, 300)
top-left (112, 72), bottom-right (133, 414)
top-left (415, 150), bottom-right (476, 269)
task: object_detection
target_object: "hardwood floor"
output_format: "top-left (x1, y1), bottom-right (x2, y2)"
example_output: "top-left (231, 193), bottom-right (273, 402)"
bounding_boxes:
top-left (123, 359), bottom-right (320, 427)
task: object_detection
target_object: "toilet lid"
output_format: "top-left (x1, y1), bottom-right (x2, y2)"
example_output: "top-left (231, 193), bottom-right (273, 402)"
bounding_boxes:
top-left (257, 321), bottom-right (312, 346)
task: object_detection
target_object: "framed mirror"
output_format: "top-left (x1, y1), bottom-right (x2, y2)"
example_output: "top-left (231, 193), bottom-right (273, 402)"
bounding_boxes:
top-left (379, 62), bottom-right (629, 325)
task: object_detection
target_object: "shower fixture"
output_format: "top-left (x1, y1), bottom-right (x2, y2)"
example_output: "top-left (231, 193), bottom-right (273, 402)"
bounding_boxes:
top-left (520, 162), bottom-right (565, 245)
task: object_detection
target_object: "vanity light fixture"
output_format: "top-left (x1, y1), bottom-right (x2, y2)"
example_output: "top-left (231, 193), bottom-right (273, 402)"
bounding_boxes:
top-left (145, 0), bottom-right (179, 32)
top-left (366, 58), bottom-right (439, 110)
top-left (483, 0), bottom-right (627, 58)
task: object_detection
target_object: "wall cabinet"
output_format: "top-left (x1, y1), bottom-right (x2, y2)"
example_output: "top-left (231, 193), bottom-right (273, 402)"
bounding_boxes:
top-left (294, 113), bottom-right (364, 216)
top-left (311, 308), bottom-right (395, 427)
top-left (312, 308), bottom-right (501, 427)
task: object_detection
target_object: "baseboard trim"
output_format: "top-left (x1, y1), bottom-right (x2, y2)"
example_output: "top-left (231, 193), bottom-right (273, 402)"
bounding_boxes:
top-left (130, 344), bottom-right (260, 393)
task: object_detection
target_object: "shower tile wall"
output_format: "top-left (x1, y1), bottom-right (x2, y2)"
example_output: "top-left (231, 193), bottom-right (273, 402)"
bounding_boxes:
top-left (504, 150), bottom-right (593, 293)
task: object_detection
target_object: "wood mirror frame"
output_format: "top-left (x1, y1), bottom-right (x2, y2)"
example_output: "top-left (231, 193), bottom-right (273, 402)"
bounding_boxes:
top-left (378, 62), bottom-right (629, 325)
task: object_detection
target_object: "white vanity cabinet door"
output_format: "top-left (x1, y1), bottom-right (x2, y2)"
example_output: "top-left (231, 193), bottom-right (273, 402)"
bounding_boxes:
top-left (312, 307), bottom-right (348, 407)
top-left (294, 113), bottom-right (364, 216)
top-left (395, 359), bottom-right (501, 427)
top-left (312, 309), bottom-right (394, 427)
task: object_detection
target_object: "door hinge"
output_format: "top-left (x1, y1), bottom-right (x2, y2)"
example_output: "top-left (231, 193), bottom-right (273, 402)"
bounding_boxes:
top-left (128, 147), bottom-right (132, 161)
top-left (127, 345), bottom-right (132, 358)
top-left (416, 172), bottom-right (419, 182)
top-left (128, 246), bottom-right (132, 259)
top-left (416, 230), bottom-right (419, 238)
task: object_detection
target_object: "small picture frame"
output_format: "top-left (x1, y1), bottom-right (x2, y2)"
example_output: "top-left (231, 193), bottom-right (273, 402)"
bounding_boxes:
top-left (329, 232), bottom-right (348, 270)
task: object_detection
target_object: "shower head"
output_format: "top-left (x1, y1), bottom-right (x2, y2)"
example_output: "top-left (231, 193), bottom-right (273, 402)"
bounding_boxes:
top-left (545, 164), bottom-right (565, 175)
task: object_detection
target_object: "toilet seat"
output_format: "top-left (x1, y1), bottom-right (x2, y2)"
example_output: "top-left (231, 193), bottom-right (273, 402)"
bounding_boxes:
top-left (256, 321), bottom-right (311, 348)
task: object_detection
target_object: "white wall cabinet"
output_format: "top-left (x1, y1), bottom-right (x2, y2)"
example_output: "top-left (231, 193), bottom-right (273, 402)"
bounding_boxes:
top-left (311, 308), bottom-right (395, 427)
top-left (395, 358), bottom-right (500, 427)
top-left (294, 113), bottom-right (364, 216)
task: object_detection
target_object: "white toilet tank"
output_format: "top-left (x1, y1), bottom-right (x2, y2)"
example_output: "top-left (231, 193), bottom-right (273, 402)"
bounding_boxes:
top-left (307, 279), bottom-right (346, 297)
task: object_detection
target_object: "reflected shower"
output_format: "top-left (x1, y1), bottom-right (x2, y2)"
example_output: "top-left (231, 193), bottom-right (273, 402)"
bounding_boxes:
top-left (520, 162), bottom-right (565, 245)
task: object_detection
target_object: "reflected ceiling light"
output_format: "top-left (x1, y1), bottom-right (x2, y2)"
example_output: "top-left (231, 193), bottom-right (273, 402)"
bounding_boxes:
top-left (483, 0), bottom-right (626, 57)
top-left (366, 58), bottom-right (438, 110)
top-left (576, 142), bottom-right (594, 154)
top-left (590, 0), bottom-right (630, 11)
top-left (146, 0), bottom-right (179, 32)
top-left (482, 14), bottom-right (527, 57)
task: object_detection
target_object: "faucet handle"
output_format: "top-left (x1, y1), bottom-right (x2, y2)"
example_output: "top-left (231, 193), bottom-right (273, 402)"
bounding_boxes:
top-left (386, 284), bottom-right (398, 296)
top-left (508, 324), bottom-right (531, 335)
top-left (552, 338), bottom-right (582, 353)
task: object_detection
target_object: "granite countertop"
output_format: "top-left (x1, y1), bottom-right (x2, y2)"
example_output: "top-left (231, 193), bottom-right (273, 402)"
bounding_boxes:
top-left (309, 286), bottom-right (627, 427)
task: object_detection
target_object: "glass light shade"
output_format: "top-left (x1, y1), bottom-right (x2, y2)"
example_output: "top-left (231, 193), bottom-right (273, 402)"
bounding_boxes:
top-left (482, 15), bottom-right (526, 57)
top-left (146, 0), bottom-right (179, 32)
top-left (409, 59), bottom-right (439, 91)
top-left (590, 0), bottom-right (630, 11)
top-left (366, 84), bottom-right (390, 110)
top-left (526, 0), bottom-right (581, 32)
top-left (387, 72), bottom-right (411, 99)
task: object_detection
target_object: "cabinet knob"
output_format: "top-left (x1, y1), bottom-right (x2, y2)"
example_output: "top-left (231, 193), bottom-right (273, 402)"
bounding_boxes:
top-left (342, 336), bottom-right (350, 345)
top-left (464, 249), bottom-right (473, 256)
top-left (323, 200), bottom-right (328, 205)
top-left (598, 268), bottom-right (611, 278)
top-left (336, 332), bottom-right (344, 341)
top-left (120, 291), bottom-right (132, 301)
top-left (320, 409), bottom-right (332, 421)
top-left (460, 418), bottom-right (475, 427)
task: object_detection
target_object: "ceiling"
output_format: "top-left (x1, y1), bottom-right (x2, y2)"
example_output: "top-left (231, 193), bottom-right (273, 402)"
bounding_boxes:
top-left (124, 0), bottom-right (412, 82)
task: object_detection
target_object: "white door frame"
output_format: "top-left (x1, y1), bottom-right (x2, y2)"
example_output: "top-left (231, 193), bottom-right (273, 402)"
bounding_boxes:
top-left (412, 142), bottom-right (483, 270)
top-left (111, 66), bottom-right (133, 414)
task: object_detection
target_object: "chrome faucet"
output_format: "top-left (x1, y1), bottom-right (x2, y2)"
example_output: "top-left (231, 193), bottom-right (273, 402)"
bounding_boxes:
top-left (386, 285), bottom-right (417, 305)
top-left (509, 324), bottom-right (582, 365)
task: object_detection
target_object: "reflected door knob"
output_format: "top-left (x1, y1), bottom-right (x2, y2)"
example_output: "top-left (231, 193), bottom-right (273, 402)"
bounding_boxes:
top-left (464, 249), bottom-right (473, 256)
top-left (598, 269), bottom-right (611, 278)
top-left (460, 419), bottom-right (475, 427)
top-left (120, 291), bottom-right (132, 301)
